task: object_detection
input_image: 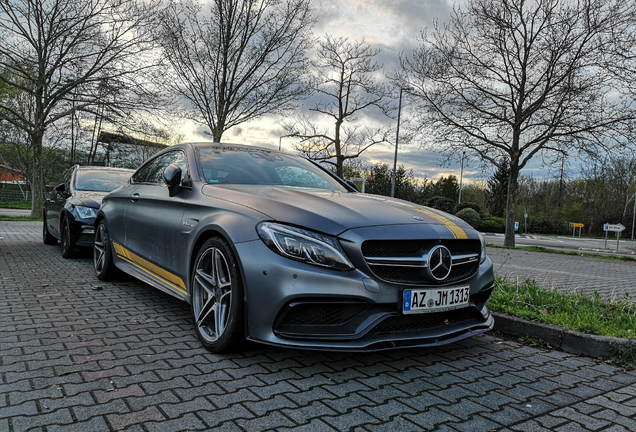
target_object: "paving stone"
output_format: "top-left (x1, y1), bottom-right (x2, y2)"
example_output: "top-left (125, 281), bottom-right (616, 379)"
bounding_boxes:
top-left (282, 401), bottom-right (338, 424)
top-left (323, 408), bottom-right (382, 431)
top-left (144, 413), bottom-right (207, 432)
top-left (235, 411), bottom-right (296, 430)
top-left (3, 222), bottom-right (636, 432)
top-left (278, 418), bottom-right (338, 432)
top-left (361, 399), bottom-right (415, 421)
top-left (106, 406), bottom-right (165, 431)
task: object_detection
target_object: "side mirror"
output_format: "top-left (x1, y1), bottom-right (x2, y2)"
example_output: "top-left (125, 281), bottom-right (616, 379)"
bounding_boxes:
top-left (54, 183), bottom-right (66, 193)
top-left (163, 164), bottom-right (182, 197)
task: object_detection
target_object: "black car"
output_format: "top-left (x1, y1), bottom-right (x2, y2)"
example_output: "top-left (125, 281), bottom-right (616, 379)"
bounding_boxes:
top-left (94, 143), bottom-right (495, 353)
top-left (43, 165), bottom-right (134, 257)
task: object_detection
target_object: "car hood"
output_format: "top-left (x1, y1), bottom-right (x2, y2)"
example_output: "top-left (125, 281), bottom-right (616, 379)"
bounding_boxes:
top-left (73, 191), bottom-right (109, 208)
top-left (201, 184), bottom-right (475, 238)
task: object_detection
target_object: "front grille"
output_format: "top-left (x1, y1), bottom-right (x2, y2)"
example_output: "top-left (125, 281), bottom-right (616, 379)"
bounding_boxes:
top-left (362, 239), bottom-right (481, 285)
top-left (362, 239), bottom-right (479, 257)
top-left (370, 307), bottom-right (485, 335)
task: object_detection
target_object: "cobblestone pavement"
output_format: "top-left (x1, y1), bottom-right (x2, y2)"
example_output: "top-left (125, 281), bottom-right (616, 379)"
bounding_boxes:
top-left (1, 221), bottom-right (636, 432)
top-left (488, 247), bottom-right (636, 302)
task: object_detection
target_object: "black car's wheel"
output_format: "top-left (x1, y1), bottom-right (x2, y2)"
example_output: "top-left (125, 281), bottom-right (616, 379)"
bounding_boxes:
top-left (191, 237), bottom-right (244, 353)
top-left (60, 217), bottom-right (75, 258)
top-left (94, 220), bottom-right (118, 281)
top-left (43, 214), bottom-right (57, 245)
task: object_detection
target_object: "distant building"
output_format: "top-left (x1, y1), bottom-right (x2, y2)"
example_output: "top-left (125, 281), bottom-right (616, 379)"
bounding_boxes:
top-left (0, 165), bottom-right (26, 185)
top-left (98, 131), bottom-right (167, 169)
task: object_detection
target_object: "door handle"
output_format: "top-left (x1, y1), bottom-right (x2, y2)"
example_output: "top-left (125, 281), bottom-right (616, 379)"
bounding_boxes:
top-left (131, 193), bottom-right (140, 202)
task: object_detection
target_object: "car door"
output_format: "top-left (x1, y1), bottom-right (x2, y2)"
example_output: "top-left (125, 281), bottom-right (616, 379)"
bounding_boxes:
top-left (46, 167), bottom-right (74, 238)
top-left (123, 150), bottom-right (191, 284)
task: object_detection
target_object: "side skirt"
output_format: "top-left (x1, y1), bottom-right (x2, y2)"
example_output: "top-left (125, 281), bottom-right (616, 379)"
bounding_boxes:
top-left (111, 243), bottom-right (189, 302)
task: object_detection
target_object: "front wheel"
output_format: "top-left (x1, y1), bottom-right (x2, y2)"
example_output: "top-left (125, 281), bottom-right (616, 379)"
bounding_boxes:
top-left (43, 214), bottom-right (57, 245)
top-left (94, 220), bottom-right (119, 281)
top-left (191, 237), bottom-right (244, 353)
top-left (61, 218), bottom-right (75, 258)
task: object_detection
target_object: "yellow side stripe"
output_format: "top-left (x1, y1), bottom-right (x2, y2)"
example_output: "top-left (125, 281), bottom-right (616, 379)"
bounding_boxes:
top-left (112, 241), bottom-right (187, 292)
top-left (406, 205), bottom-right (468, 239)
top-left (118, 256), bottom-right (188, 295)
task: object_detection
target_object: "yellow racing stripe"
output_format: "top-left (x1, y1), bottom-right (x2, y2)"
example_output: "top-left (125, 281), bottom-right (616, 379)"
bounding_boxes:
top-left (112, 241), bottom-right (187, 294)
top-left (406, 205), bottom-right (468, 239)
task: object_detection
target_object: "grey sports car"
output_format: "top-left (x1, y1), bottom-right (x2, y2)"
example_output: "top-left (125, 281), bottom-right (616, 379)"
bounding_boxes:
top-left (94, 142), bottom-right (495, 352)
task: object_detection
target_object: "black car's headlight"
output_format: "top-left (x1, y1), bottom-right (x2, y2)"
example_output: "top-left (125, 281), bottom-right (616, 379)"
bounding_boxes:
top-left (257, 222), bottom-right (354, 270)
top-left (75, 206), bottom-right (98, 220)
top-left (479, 233), bottom-right (487, 264)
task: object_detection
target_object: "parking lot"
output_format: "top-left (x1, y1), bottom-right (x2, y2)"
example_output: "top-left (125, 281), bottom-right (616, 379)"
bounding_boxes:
top-left (1, 221), bottom-right (636, 432)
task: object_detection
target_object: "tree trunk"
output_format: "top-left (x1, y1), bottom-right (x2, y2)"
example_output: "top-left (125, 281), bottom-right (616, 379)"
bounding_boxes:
top-left (504, 161), bottom-right (520, 247)
top-left (30, 132), bottom-right (45, 219)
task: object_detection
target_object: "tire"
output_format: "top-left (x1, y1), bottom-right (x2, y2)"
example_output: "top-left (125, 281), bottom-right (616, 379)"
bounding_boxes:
top-left (191, 237), bottom-right (245, 353)
top-left (94, 220), bottom-right (119, 281)
top-left (43, 214), bottom-right (57, 245)
top-left (61, 217), bottom-right (75, 258)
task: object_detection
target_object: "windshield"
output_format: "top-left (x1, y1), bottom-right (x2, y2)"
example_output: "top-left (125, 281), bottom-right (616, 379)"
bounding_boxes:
top-left (197, 147), bottom-right (346, 191)
top-left (75, 169), bottom-right (132, 192)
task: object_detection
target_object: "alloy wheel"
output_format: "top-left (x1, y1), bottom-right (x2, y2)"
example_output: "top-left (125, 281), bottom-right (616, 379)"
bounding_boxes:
top-left (94, 223), bottom-right (107, 274)
top-left (192, 247), bottom-right (233, 343)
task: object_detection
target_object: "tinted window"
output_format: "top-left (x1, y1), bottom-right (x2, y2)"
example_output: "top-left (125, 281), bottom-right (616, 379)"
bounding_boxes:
top-left (75, 170), bottom-right (132, 192)
top-left (132, 150), bottom-right (189, 185)
top-left (197, 147), bottom-right (344, 191)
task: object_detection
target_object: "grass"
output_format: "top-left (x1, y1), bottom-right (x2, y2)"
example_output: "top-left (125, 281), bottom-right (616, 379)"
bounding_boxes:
top-left (0, 215), bottom-right (41, 221)
top-left (489, 277), bottom-right (636, 339)
top-left (0, 200), bottom-right (32, 209)
top-left (486, 243), bottom-right (636, 262)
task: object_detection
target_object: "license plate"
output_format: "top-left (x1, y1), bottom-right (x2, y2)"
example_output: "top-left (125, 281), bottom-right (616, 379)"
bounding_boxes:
top-left (403, 286), bottom-right (470, 314)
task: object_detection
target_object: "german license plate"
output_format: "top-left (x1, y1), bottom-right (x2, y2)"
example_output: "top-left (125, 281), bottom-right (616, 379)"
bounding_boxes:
top-left (402, 286), bottom-right (470, 314)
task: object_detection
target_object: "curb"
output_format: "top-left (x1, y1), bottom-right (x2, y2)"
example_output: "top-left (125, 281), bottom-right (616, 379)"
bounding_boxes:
top-left (493, 312), bottom-right (636, 358)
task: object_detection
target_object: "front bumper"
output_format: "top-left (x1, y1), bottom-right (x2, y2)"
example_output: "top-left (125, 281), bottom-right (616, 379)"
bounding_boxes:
top-left (235, 239), bottom-right (496, 351)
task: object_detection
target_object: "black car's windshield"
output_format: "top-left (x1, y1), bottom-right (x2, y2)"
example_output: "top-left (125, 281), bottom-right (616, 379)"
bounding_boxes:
top-left (75, 170), bottom-right (132, 192)
top-left (197, 147), bottom-right (346, 191)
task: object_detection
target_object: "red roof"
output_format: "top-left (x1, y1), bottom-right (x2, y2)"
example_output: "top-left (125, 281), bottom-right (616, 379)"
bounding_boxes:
top-left (0, 165), bottom-right (26, 183)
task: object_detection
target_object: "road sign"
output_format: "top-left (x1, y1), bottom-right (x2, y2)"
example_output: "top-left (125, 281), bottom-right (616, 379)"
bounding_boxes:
top-left (603, 223), bottom-right (625, 232)
top-left (514, 221), bottom-right (519, 232)
top-left (573, 223), bottom-right (584, 228)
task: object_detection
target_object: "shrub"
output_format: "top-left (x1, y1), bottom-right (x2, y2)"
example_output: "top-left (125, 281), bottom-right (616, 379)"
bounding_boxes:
top-left (456, 202), bottom-right (482, 214)
top-left (456, 208), bottom-right (480, 228)
top-left (528, 218), bottom-right (568, 235)
top-left (479, 216), bottom-right (506, 233)
top-left (426, 196), bottom-right (456, 214)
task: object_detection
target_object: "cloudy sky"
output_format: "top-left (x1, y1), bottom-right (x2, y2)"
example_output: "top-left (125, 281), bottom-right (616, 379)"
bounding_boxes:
top-left (179, 0), bottom-right (563, 183)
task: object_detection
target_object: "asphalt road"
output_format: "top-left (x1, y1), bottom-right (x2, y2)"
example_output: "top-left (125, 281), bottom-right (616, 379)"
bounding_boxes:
top-left (484, 233), bottom-right (636, 257)
top-left (0, 208), bottom-right (31, 217)
top-left (1, 221), bottom-right (636, 432)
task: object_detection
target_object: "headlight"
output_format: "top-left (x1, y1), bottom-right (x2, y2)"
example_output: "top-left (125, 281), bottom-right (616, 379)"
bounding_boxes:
top-left (479, 233), bottom-right (487, 264)
top-left (75, 206), bottom-right (98, 220)
top-left (257, 222), bottom-right (354, 270)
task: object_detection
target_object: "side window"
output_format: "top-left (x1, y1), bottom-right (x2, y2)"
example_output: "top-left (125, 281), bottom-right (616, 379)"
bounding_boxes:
top-left (59, 168), bottom-right (73, 187)
top-left (131, 159), bottom-right (157, 184)
top-left (132, 151), bottom-right (189, 185)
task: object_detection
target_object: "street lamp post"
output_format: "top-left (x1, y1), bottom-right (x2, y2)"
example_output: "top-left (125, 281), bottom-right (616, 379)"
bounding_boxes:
top-left (458, 151), bottom-right (465, 204)
top-left (279, 132), bottom-right (299, 151)
top-left (391, 87), bottom-right (413, 198)
top-left (632, 192), bottom-right (635, 240)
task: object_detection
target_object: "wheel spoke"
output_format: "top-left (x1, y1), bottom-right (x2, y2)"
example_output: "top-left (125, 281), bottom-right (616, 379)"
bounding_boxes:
top-left (195, 268), bottom-right (216, 295)
top-left (215, 302), bottom-right (227, 336)
top-left (196, 293), bottom-right (216, 329)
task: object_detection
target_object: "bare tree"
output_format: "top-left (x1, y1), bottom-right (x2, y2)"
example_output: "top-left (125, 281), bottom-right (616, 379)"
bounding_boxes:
top-left (158, 0), bottom-right (313, 142)
top-left (0, 0), bottom-right (164, 217)
top-left (399, 0), bottom-right (636, 246)
top-left (283, 36), bottom-right (393, 178)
